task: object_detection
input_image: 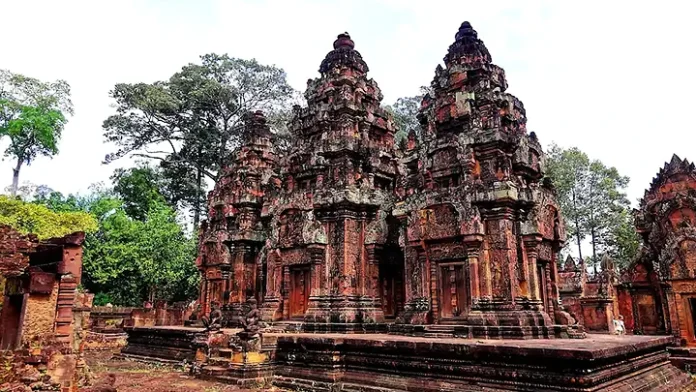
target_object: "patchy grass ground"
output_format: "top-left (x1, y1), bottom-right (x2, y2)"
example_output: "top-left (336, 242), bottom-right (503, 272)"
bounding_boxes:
top-left (84, 351), bottom-right (275, 392)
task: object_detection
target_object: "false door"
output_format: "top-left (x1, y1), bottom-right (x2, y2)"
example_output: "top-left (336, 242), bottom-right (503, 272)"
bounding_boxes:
top-left (289, 265), bottom-right (311, 319)
top-left (439, 263), bottom-right (467, 319)
top-left (379, 265), bottom-right (404, 319)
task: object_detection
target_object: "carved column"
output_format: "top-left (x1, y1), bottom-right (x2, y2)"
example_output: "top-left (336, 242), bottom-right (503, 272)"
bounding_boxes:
top-left (364, 244), bottom-right (379, 298)
top-left (282, 265), bottom-right (290, 320)
top-left (483, 207), bottom-right (516, 309)
top-left (522, 234), bottom-right (543, 304)
top-left (429, 249), bottom-right (439, 322)
top-left (308, 244), bottom-right (324, 297)
top-left (463, 234), bottom-right (484, 309)
top-left (200, 276), bottom-right (209, 316)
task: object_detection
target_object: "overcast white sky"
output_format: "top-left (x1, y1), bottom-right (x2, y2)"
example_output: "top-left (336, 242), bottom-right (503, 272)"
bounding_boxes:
top-left (1, 0), bottom-right (694, 208)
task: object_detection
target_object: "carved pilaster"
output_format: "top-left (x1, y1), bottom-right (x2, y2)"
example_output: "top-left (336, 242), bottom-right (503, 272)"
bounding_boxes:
top-left (522, 234), bottom-right (543, 303)
top-left (463, 234), bottom-right (484, 308)
top-left (282, 266), bottom-right (290, 320)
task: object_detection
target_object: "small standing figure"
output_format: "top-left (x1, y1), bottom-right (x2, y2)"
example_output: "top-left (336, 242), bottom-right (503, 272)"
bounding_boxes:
top-left (613, 315), bottom-right (626, 335)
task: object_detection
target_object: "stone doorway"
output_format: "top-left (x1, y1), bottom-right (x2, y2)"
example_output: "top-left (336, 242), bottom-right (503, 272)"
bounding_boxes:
top-left (689, 298), bottom-right (696, 340)
top-left (636, 293), bottom-right (660, 334)
top-left (289, 265), bottom-right (311, 319)
top-left (379, 256), bottom-right (404, 319)
top-left (438, 263), bottom-right (468, 320)
top-left (1, 294), bottom-right (24, 350)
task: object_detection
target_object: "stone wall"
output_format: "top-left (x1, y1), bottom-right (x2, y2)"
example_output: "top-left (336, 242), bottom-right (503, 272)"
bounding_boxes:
top-left (21, 283), bottom-right (59, 345)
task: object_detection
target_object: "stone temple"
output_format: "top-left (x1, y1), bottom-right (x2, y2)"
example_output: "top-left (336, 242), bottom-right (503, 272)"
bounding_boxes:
top-left (197, 22), bottom-right (576, 338)
top-left (120, 22), bottom-right (694, 391)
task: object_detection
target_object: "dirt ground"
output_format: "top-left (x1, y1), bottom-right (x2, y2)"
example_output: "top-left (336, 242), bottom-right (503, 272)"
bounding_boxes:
top-left (84, 351), bottom-right (276, 392)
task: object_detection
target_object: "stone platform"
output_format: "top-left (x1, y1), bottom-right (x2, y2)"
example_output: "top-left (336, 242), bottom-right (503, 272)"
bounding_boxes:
top-left (119, 326), bottom-right (695, 391)
top-left (119, 326), bottom-right (206, 362)
top-left (273, 333), bottom-right (693, 392)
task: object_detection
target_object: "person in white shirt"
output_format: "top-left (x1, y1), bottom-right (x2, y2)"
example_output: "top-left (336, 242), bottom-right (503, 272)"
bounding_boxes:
top-left (613, 315), bottom-right (626, 335)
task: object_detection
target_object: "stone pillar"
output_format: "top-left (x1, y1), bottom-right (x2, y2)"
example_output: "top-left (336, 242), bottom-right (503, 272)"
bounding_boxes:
top-left (522, 234), bottom-right (543, 305)
top-left (364, 245), bottom-right (380, 298)
top-left (396, 245), bottom-right (430, 324)
top-left (308, 244), bottom-right (324, 297)
top-left (260, 250), bottom-right (283, 322)
top-left (463, 234), bottom-right (484, 309)
top-left (483, 207), bottom-right (516, 310)
top-left (282, 265), bottom-right (291, 320)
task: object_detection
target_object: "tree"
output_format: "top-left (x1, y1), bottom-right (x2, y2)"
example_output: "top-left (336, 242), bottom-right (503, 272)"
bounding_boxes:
top-left (545, 144), bottom-right (638, 272)
top-left (385, 92), bottom-right (424, 148)
top-left (111, 163), bottom-right (168, 221)
top-left (0, 195), bottom-right (97, 239)
top-left (35, 186), bottom-right (198, 306)
top-left (0, 70), bottom-right (73, 196)
top-left (602, 209), bottom-right (641, 270)
top-left (545, 145), bottom-right (590, 262)
top-left (102, 54), bottom-right (296, 226)
top-left (81, 198), bottom-right (197, 305)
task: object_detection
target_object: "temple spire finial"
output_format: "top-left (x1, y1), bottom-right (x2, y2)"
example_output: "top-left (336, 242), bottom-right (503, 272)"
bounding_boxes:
top-left (334, 32), bottom-right (355, 50)
top-left (444, 20), bottom-right (492, 66)
top-left (319, 32), bottom-right (369, 74)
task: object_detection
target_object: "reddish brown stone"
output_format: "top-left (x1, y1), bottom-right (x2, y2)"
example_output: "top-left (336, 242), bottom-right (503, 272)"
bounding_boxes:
top-left (0, 227), bottom-right (90, 391)
top-left (194, 23), bottom-right (578, 338)
top-left (618, 155), bottom-right (696, 345)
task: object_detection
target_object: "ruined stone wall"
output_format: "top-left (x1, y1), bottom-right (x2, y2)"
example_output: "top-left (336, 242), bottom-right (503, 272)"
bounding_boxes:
top-left (21, 282), bottom-right (59, 345)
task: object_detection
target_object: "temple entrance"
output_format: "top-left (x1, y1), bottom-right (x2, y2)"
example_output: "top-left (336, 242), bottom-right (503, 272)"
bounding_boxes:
top-left (439, 263), bottom-right (468, 319)
top-left (636, 293), bottom-right (659, 334)
top-left (1, 295), bottom-right (24, 350)
top-left (289, 265), bottom-right (311, 319)
top-left (379, 256), bottom-right (404, 319)
top-left (689, 298), bottom-right (696, 339)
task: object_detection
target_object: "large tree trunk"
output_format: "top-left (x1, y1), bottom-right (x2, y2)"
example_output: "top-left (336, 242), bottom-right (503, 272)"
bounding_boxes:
top-left (572, 189), bottom-right (583, 263)
top-left (10, 158), bottom-right (23, 197)
top-left (591, 227), bottom-right (598, 275)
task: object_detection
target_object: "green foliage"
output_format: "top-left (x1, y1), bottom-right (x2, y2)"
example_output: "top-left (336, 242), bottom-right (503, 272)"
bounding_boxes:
top-left (386, 91), bottom-right (424, 147)
top-left (0, 69), bottom-right (73, 196)
top-left (102, 54), bottom-right (297, 226)
top-left (82, 199), bottom-right (198, 305)
top-left (0, 195), bottom-right (98, 239)
top-left (92, 292), bottom-right (114, 307)
top-left (545, 144), bottom-right (639, 270)
top-left (32, 171), bottom-right (199, 306)
top-left (111, 164), bottom-right (168, 221)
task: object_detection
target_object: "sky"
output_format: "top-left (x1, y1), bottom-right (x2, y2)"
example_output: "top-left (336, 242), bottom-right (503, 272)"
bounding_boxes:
top-left (1, 0), bottom-right (695, 209)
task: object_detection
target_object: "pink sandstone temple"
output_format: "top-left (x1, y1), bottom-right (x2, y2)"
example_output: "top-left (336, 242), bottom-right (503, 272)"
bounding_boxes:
top-left (196, 22), bottom-right (577, 339)
top-left (118, 22), bottom-right (696, 391)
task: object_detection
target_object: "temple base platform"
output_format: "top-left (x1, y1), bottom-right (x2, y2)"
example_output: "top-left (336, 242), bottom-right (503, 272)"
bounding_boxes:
top-left (120, 326), bottom-right (695, 391)
top-left (119, 326), bottom-right (205, 362)
top-left (668, 346), bottom-right (696, 372)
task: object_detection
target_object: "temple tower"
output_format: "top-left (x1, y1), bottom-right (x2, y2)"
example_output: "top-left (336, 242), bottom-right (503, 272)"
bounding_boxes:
top-left (197, 111), bottom-right (278, 323)
top-left (628, 155), bottom-right (696, 343)
top-left (394, 22), bottom-right (573, 338)
top-left (263, 33), bottom-right (398, 330)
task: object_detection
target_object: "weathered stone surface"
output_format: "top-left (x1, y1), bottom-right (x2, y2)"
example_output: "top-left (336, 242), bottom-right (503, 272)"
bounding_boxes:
top-left (193, 22), bottom-right (578, 339)
top-left (0, 228), bottom-right (90, 391)
top-left (559, 255), bottom-right (619, 333)
top-left (618, 154), bottom-right (696, 369)
top-left (131, 20), bottom-right (694, 392)
top-left (273, 333), bottom-right (691, 392)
